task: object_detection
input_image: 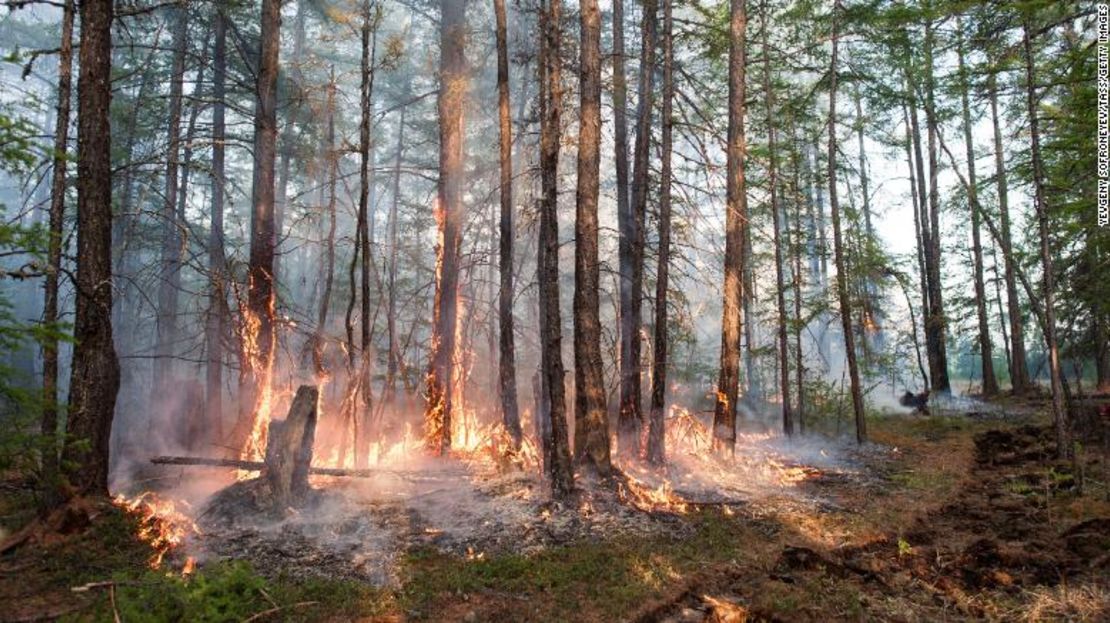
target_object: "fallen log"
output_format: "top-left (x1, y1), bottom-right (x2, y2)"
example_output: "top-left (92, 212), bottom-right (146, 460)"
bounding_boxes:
top-left (149, 456), bottom-right (463, 480)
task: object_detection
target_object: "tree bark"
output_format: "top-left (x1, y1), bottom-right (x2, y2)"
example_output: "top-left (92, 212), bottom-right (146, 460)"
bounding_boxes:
top-left (788, 119), bottom-right (806, 434)
top-left (386, 101), bottom-right (406, 400)
top-left (494, 0), bottom-right (522, 447)
top-left (236, 0), bottom-right (281, 458)
top-left (154, 1), bottom-right (188, 394)
top-left (957, 21), bottom-right (998, 396)
top-left (922, 18), bottom-right (951, 395)
top-left (207, 4), bottom-right (229, 449)
top-left (426, 0), bottom-right (467, 455)
top-left (1021, 20), bottom-right (1068, 458)
top-left (619, 0), bottom-right (657, 451)
top-left (538, 0), bottom-right (574, 496)
top-left (355, 2), bottom-right (378, 468)
top-left (713, 0), bottom-right (748, 453)
top-left (761, 7), bottom-right (791, 436)
top-left (62, 0), bottom-right (120, 496)
top-left (646, 0), bottom-right (674, 465)
top-left (827, 0), bottom-right (866, 444)
top-left (313, 69), bottom-right (338, 379)
top-left (41, 0), bottom-right (74, 474)
top-left (573, 0), bottom-right (612, 474)
top-left (987, 72), bottom-right (1030, 394)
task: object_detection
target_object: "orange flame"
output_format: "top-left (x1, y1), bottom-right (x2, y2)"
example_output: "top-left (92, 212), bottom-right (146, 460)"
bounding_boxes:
top-left (113, 492), bottom-right (200, 569)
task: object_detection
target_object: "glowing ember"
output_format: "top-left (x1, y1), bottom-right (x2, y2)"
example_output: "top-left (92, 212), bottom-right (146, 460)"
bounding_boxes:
top-left (113, 492), bottom-right (200, 569)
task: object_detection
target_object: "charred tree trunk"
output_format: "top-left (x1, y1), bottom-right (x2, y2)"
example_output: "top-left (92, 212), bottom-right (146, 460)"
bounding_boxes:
top-left (494, 0), bottom-right (522, 446)
top-left (426, 0), bottom-right (467, 455)
top-left (646, 0), bottom-right (674, 465)
top-left (154, 2), bottom-right (188, 394)
top-left (236, 0), bottom-right (281, 458)
top-left (62, 0), bottom-right (120, 496)
top-left (761, 8), bottom-right (791, 436)
top-left (713, 0), bottom-right (748, 453)
top-left (538, 0), bottom-right (574, 496)
top-left (957, 22), bottom-right (998, 397)
top-left (988, 72), bottom-right (1030, 394)
top-left (619, 0), bottom-right (657, 451)
top-left (827, 1), bottom-right (866, 444)
top-left (207, 5), bottom-right (229, 446)
top-left (41, 0), bottom-right (74, 473)
top-left (1021, 20), bottom-right (1068, 458)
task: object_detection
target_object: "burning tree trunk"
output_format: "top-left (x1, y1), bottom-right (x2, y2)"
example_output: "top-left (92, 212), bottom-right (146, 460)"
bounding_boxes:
top-left (426, 0), bottom-right (467, 455)
top-left (646, 0), bottom-right (673, 466)
top-left (494, 0), bottom-right (522, 447)
top-left (827, 0), bottom-right (866, 444)
top-left (956, 21), bottom-right (998, 397)
top-left (574, 0), bottom-right (612, 475)
top-left (1021, 19), bottom-right (1068, 458)
top-left (760, 7), bottom-right (792, 436)
top-left (988, 72), bottom-right (1030, 394)
top-left (235, 0), bottom-right (281, 459)
top-left (713, 0), bottom-right (748, 454)
top-left (62, 0), bottom-right (120, 496)
top-left (207, 4), bottom-right (229, 444)
top-left (538, 0), bottom-right (574, 497)
top-left (154, 1), bottom-right (188, 395)
top-left (619, 0), bottom-right (657, 452)
top-left (41, 0), bottom-right (74, 475)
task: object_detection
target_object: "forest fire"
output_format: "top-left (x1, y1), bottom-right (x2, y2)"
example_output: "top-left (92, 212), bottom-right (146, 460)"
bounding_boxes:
top-left (113, 492), bottom-right (200, 569)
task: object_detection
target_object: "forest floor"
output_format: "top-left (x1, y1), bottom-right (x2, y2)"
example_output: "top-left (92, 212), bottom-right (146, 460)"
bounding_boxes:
top-left (1, 397), bottom-right (1108, 622)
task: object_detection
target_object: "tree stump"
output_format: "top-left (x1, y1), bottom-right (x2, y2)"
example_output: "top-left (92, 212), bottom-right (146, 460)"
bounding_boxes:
top-left (264, 385), bottom-right (318, 509)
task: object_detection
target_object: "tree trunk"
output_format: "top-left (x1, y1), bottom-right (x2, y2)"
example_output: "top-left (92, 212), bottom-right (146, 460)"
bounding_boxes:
top-left (902, 100), bottom-right (930, 392)
top-left (1021, 20), bottom-right (1068, 458)
top-left (236, 0), bottom-right (281, 459)
top-left (386, 102), bottom-right (406, 401)
top-left (713, 0), bottom-right (748, 453)
top-left (426, 0), bottom-right (467, 455)
top-left (956, 21), bottom-right (998, 396)
top-left (494, 0), bottom-right (522, 447)
top-left (922, 19), bottom-right (951, 395)
top-left (619, 0), bottom-right (657, 452)
top-left (988, 72), bottom-right (1030, 394)
top-left (646, 0), bottom-right (673, 465)
top-left (574, 0), bottom-right (611, 474)
top-left (207, 5), bottom-right (229, 449)
top-left (355, 2), bottom-right (378, 468)
top-left (788, 119), bottom-right (806, 434)
top-left (62, 0), bottom-right (120, 496)
top-left (313, 69), bottom-right (338, 379)
top-left (761, 7), bottom-right (791, 436)
top-left (611, 0), bottom-right (630, 427)
top-left (154, 2), bottom-right (188, 394)
top-left (538, 0), bottom-right (574, 496)
top-left (827, 0), bottom-right (866, 444)
top-left (274, 0), bottom-right (307, 286)
top-left (41, 0), bottom-right (74, 474)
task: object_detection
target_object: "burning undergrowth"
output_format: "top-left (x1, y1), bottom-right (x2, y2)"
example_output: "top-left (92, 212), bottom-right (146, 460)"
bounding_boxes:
top-left (113, 404), bottom-right (873, 588)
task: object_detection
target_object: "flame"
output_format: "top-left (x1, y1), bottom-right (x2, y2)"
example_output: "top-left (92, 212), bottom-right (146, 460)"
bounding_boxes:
top-left (617, 477), bottom-right (689, 514)
top-left (113, 492), bottom-right (200, 569)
